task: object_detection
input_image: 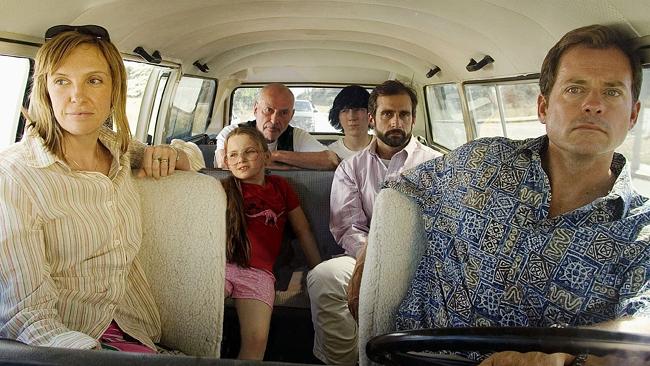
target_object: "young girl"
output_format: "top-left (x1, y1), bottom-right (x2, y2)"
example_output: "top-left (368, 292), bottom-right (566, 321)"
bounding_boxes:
top-left (221, 126), bottom-right (322, 360)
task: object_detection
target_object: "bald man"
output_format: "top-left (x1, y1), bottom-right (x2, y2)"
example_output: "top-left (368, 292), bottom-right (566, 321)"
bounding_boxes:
top-left (215, 83), bottom-right (339, 170)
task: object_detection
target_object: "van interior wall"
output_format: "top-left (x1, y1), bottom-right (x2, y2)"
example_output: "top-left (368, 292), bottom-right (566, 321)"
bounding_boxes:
top-left (206, 79), bottom-right (242, 134)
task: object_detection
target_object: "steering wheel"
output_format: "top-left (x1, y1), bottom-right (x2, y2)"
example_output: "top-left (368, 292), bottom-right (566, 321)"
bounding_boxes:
top-left (366, 327), bottom-right (650, 366)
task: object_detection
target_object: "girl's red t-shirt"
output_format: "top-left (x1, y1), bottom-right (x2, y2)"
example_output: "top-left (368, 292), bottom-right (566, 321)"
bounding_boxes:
top-left (241, 175), bottom-right (300, 273)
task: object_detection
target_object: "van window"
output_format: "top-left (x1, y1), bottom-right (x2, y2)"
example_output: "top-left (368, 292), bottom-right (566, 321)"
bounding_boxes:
top-left (166, 76), bottom-right (216, 142)
top-left (619, 67), bottom-right (650, 196)
top-left (292, 99), bottom-right (319, 132)
top-left (425, 83), bottom-right (467, 149)
top-left (465, 80), bottom-right (544, 140)
top-left (295, 100), bottom-right (313, 112)
top-left (125, 61), bottom-right (157, 136)
top-left (147, 74), bottom-right (169, 143)
top-left (0, 55), bottom-right (30, 149)
top-left (231, 86), bottom-right (372, 134)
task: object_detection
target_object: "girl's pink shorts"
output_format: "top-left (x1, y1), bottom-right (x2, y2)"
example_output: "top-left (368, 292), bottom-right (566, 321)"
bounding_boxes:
top-left (225, 263), bottom-right (276, 308)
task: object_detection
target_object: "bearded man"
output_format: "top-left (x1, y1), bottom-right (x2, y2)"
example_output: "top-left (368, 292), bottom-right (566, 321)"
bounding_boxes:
top-left (306, 80), bottom-right (442, 365)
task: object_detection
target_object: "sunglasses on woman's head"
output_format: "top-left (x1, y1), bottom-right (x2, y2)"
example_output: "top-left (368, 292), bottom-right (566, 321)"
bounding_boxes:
top-left (44, 25), bottom-right (110, 42)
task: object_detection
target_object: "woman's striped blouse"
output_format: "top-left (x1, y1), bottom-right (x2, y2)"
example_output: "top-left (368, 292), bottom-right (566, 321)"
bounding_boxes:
top-left (0, 127), bottom-right (205, 349)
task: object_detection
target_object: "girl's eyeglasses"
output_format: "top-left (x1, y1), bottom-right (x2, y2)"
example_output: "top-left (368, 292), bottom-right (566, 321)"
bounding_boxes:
top-left (44, 25), bottom-right (110, 42)
top-left (226, 148), bottom-right (261, 164)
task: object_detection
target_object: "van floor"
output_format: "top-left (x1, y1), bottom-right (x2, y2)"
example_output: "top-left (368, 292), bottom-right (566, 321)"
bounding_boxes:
top-left (220, 306), bottom-right (324, 364)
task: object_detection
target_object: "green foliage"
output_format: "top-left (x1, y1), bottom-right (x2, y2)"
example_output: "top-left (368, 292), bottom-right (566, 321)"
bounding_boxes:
top-left (233, 87), bottom-right (260, 111)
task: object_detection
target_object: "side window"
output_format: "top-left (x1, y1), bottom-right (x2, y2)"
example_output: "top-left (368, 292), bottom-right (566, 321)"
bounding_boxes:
top-left (125, 61), bottom-right (157, 136)
top-left (465, 84), bottom-right (502, 137)
top-left (618, 68), bottom-right (650, 196)
top-left (464, 80), bottom-right (544, 140)
top-left (230, 86), bottom-right (372, 133)
top-left (125, 61), bottom-right (178, 144)
top-left (0, 55), bottom-right (30, 148)
top-left (293, 98), bottom-right (321, 132)
top-left (147, 74), bottom-right (169, 144)
top-left (425, 83), bottom-right (466, 149)
top-left (166, 76), bottom-right (217, 142)
top-left (231, 87), bottom-right (261, 125)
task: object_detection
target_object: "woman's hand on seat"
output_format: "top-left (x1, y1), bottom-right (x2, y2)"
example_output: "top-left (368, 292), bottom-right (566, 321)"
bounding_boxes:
top-left (137, 145), bottom-right (186, 179)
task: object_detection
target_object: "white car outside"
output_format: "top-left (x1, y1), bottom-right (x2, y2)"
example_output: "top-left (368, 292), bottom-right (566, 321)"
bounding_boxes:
top-left (291, 99), bottom-right (317, 131)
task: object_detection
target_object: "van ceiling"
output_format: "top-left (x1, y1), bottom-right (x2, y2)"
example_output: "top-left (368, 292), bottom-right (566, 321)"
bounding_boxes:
top-left (1, 0), bottom-right (649, 85)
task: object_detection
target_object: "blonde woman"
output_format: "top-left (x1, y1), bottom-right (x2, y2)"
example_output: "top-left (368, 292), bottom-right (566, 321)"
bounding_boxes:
top-left (0, 25), bottom-right (204, 352)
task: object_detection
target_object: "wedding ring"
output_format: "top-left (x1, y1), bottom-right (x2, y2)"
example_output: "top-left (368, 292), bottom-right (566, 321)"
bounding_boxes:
top-left (160, 159), bottom-right (169, 163)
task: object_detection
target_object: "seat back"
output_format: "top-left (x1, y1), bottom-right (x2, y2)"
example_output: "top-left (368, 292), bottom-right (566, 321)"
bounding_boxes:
top-left (358, 188), bottom-right (428, 366)
top-left (198, 144), bottom-right (218, 169)
top-left (135, 171), bottom-right (226, 357)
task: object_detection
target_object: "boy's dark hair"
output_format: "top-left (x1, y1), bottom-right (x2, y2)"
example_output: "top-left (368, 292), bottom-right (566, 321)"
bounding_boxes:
top-left (540, 24), bottom-right (642, 101)
top-left (368, 80), bottom-right (418, 118)
top-left (328, 85), bottom-right (370, 130)
top-left (221, 127), bottom-right (269, 267)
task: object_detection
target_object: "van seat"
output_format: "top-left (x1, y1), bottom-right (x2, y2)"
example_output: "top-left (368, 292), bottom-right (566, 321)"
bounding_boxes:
top-left (358, 188), bottom-right (428, 365)
top-left (199, 144), bottom-right (218, 169)
top-left (135, 171), bottom-right (226, 357)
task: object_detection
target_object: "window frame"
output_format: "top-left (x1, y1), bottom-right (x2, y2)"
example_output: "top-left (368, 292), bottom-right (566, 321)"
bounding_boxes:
top-left (424, 74), bottom-right (540, 151)
top-left (422, 82), bottom-right (467, 151)
top-left (461, 74), bottom-right (541, 140)
top-left (163, 74), bottom-right (218, 143)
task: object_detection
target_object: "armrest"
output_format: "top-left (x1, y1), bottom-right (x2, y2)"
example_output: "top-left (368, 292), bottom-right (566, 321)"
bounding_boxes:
top-left (358, 188), bottom-right (429, 366)
top-left (135, 171), bottom-right (226, 357)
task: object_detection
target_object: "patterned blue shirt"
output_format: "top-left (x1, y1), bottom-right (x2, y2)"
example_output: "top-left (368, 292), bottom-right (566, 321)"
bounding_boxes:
top-left (387, 136), bottom-right (650, 333)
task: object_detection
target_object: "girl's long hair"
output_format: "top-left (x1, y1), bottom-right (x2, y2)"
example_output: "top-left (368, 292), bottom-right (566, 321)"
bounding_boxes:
top-left (221, 127), bottom-right (269, 267)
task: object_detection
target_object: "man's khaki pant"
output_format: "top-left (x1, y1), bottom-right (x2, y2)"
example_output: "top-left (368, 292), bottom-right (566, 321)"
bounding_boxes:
top-left (307, 255), bottom-right (358, 365)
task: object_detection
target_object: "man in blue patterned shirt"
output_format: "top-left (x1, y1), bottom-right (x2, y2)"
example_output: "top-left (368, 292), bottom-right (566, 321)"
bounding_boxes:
top-left (386, 24), bottom-right (650, 365)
